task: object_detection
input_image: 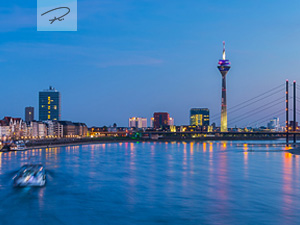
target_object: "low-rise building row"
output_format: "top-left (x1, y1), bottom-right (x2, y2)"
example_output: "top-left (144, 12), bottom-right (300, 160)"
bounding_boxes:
top-left (0, 117), bottom-right (88, 139)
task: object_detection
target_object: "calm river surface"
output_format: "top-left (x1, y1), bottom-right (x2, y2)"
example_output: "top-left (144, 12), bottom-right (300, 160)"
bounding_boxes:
top-left (0, 141), bottom-right (299, 225)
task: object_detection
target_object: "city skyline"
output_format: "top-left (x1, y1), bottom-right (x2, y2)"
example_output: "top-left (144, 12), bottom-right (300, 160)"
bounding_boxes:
top-left (1, 80), bottom-right (293, 129)
top-left (2, 2), bottom-right (300, 224)
top-left (2, 80), bottom-right (293, 128)
top-left (1, 0), bottom-right (300, 126)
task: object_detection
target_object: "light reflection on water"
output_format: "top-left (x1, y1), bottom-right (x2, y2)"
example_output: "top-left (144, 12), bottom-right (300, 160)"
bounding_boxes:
top-left (0, 141), bottom-right (299, 224)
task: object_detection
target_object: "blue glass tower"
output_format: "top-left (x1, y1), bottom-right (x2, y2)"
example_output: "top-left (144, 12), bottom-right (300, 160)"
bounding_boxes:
top-left (218, 42), bottom-right (231, 132)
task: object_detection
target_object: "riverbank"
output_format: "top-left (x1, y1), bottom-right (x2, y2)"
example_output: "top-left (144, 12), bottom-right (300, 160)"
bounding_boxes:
top-left (288, 147), bottom-right (300, 155)
top-left (26, 138), bottom-right (141, 150)
top-left (21, 136), bottom-right (290, 150)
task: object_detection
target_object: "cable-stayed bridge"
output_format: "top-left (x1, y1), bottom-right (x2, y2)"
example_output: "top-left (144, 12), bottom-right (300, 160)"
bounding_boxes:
top-left (143, 81), bottom-right (299, 145)
top-left (210, 83), bottom-right (287, 129)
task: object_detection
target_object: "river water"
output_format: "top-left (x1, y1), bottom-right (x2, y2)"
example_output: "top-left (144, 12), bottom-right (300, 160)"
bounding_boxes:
top-left (0, 141), bottom-right (299, 225)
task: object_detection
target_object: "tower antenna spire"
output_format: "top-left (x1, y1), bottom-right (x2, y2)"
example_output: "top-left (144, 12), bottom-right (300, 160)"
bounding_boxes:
top-left (222, 41), bottom-right (226, 60)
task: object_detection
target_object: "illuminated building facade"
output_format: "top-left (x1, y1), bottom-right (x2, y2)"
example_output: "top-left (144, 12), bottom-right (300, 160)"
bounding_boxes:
top-left (59, 121), bottom-right (75, 137)
top-left (169, 117), bottom-right (174, 126)
top-left (267, 117), bottom-right (279, 131)
top-left (44, 120), bottom-right (64, 137)
top-left (150, 117), bottom-right (154, 128)
top-left (39, 86), bottom-right (61, 121)
top-left (153, 112), bottom-right (170, 129)
top-left (73, 123), bottom-right (88, 136)
top-left (190, 108), bottom-right (209, 126)
top-left (0, 117), bottom-right (27, 138)
top-left (38, 122), bottom-right (47, 138)
top-left (217, 41), bottom-right (231, 132)
top-left (28, 121), bottom-right (39, 137)
top-left (129, 117), bottom-right (147, 128)
top-left (25, 106), bottom-right (34, 122)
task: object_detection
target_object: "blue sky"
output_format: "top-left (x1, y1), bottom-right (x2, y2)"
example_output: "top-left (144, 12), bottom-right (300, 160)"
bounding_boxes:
top-left (1, 0), bottom-right (300, 127)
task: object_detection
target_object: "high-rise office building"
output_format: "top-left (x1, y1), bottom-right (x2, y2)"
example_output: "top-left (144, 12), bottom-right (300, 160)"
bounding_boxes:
top-left (153, 112), bottom-right (170, 128)
top-left (190, 108), bottom-right (209, 126)
top-left (267, 117), bottom-right (279, 131)
top-left (39, 86), bottom-right (61, 121)
top-left (129, 117), bottom-right (147, 128)
top-left (25, 106), bottom-right (34, 122)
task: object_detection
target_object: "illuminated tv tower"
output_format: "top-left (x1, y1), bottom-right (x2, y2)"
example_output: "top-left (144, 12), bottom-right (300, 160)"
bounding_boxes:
top-left (218, 41), bottom-right (231, 132)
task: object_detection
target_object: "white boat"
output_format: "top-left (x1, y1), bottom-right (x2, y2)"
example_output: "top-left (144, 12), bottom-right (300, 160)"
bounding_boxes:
top-left (10, 140), bottom-right (26, 151)
top-left (13, 164), bottom-right (46, 187)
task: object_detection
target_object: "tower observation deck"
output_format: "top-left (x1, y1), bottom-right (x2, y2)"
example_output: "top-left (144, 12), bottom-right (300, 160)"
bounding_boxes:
top-left (218, 41), bottom-right (231, 132)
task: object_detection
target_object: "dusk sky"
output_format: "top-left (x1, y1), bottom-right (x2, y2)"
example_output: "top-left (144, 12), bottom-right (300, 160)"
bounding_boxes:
top-left (1, 0), bottom-right (300, 127)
